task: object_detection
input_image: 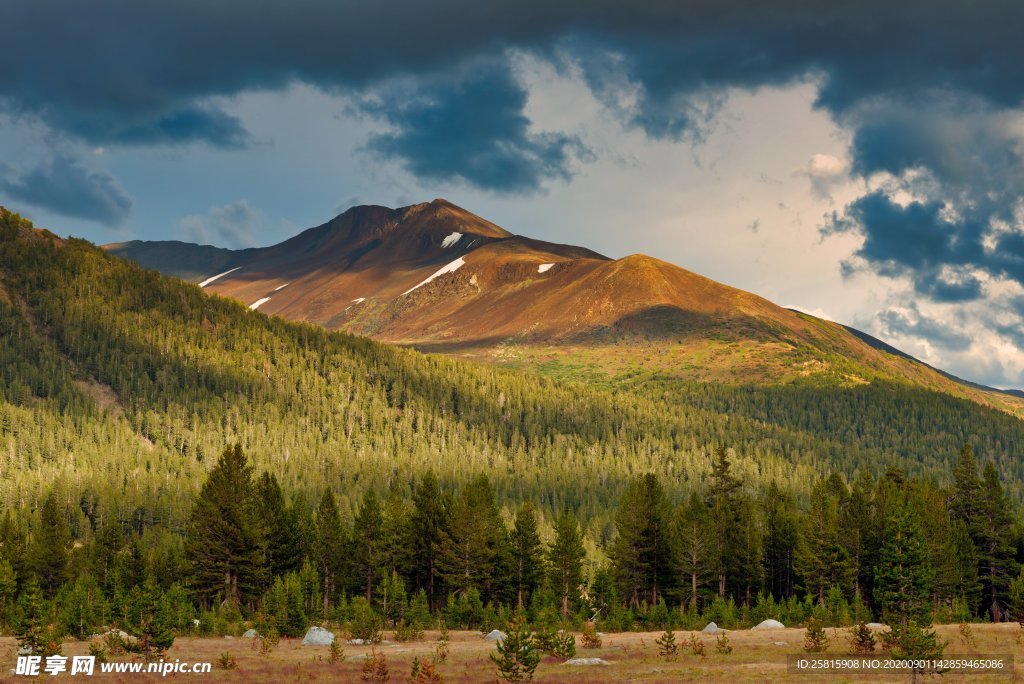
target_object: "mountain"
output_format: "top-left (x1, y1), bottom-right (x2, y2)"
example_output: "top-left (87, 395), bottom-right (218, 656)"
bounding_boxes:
top-left (3, 205), bottom-right (1024, 520)
top-left (107, 199), bottom-right (1024, 416)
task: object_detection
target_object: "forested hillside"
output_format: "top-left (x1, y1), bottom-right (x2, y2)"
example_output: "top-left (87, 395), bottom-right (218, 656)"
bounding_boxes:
top-left (1, 208), bottom-right (1023, 657)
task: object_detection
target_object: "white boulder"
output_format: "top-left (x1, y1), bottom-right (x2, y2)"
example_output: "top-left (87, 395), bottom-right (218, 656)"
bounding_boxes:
top-left (565, 657), bottom-right (609, 665)
top-left (484, 629), bottom-right (507, 642)
top-left (752, 619), bottom-right (785, 630)
top-left (302, 626), bottom-right (336, 646)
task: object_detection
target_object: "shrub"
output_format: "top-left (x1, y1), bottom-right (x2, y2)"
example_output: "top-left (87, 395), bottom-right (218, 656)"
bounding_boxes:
top-left (688, 634), bottom-right (706, 659)
top-left (581, 621), bottom-right (602, 649)
top-left (804, 617), bottom-right (829, 653)
top-left (655, 628), bottom-right (679, 659)
top-left (848, 623), bottom-right (876, 655)
top-left (714, 632), bottom-right (732, 655)
top-left (361, 647), bottom-right (389, 682)
top-left (217, 652), bottom-right (237, 670)
top-left (491, 616), bottom-right (540, 683)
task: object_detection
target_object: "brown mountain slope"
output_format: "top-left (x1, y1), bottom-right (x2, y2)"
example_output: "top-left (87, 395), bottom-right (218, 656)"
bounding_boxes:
top-left (104, 199), bottom-right (1024, 415)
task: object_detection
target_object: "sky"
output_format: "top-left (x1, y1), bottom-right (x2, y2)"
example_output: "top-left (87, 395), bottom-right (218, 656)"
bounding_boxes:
top-left (2, 1), bottom-right (1024, 388)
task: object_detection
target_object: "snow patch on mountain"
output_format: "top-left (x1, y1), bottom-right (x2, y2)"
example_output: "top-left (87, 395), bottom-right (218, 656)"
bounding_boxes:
top-left (538, 263), bottom-right (554, 274)
top-left (441, 232), bottom-right (463, 248)
top-left (249, 297), bottom-right (271, 310)
top-left (402, 258), bottom-right (466, 295)
top-left (199, 267), bottom-right (241, 288)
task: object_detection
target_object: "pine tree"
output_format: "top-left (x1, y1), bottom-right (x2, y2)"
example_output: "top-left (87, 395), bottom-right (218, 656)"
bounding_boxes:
top-left (762, 482), bottom-right (799, 600)
top-left (14, 577), bottom-right (62, 656)
top-left (183, 444), bottom-right (265, 609)
top-left (874, 504), bottom-right (932, 628)
top-left (255, 472), bottom-right (304, 579)
top-left (124, 579), bottom-right (175, 660)
top-left (803, 616), bottom-right (829, 652)
top-left (509, 502), bottom-right (543, 610)
top-left (673, 491), bottom-right (716, 611)
top-left (438, 475), bottom-right (508, 602)
top-left (609, 474), bottom-right (672, 608)
top-left (411, 471), bottom-right (449, 610)
top-left (1007, 567), bottom-right (1024, 626)
top-left (354, 489), bottom-right (384, 602)
top-left (491, 615), bottom-right (540, 682)
top-left (381, 481), bottom-right (416, 583)
top-left (29, 491), bottom-right (71, 596)
top-left (655, 627), bottom-right (679, 659)
top-left (975, 462), bottom-right (1017, 621)
top-left (706, 446), bottom-right (742, 598)
top-left (795, 477), bottom-right (853, 605)
top-left (949, 443), bottom-right (981, 525)
top-left (313, 489), bottom-right (346, 614)
top-left (848, 622), bottom-right (876, 654)
top-left (548, 509), bottom-right (585, 619)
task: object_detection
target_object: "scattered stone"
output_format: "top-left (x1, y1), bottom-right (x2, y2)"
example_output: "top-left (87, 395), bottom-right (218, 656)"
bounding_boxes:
top-left (565, 657), bottom-right (609, 666)
top-left (484, 629), bottom-right (507, 642)
top-left (242, 629), bottom-right (259, 639)
top-left (17, 646), bottom-right (32, 656)
top-left (302, 626), bottom-right (336, 646)
top-left (702, 622), bottom-right (720, 633)
top-left (347, 638), bottom-right (367, 645)
top-left (752, 619), bottom-right (785, 630)
top-left (773, 641), bottom-right (787, 646)
top-left (865, 623), bottom-right (885, 628)
top-left (224, 635), bottom-right (234, 640)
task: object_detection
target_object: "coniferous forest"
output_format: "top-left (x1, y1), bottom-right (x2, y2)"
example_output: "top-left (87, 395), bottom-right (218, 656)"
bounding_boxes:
top-left (1, 209), bottom-right (1023, 657)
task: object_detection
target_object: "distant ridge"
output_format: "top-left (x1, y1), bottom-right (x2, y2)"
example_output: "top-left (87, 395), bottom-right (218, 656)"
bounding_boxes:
top-left (106, 200), bottom-right (1024, 415)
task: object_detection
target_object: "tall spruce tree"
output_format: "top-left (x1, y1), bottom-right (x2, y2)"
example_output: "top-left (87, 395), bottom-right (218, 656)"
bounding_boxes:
top-left (183, 444), bottom-right (265, 609)
top-left (509, 502), bottom-right (543, 610)
top-left (874, 503), bottom-right (933, 627)
top-left (548, 509), bottom-right (586, 619)
top-left (255, 472), bottom-right (305, 579)
top-left (313, 489), bottom-right (346, 614)
top-left (30, 491), bottom-right (70, 597)
top-left (796, 477), bottom-right (854, 605)
top-left (975, 462), bottom-right (1017, 621)
top-left (609, 473), bottom-right (673, 608)
top-left (438, 475), bottom-right (508, 603)
top-left (673, 491), bottom-right (717, 610)
top-left (411, 471), bottom-right (449, 610)
top-left (353, 489), bottom-right (384, 602)
top-left (381, 480), bottom-right (416, 582)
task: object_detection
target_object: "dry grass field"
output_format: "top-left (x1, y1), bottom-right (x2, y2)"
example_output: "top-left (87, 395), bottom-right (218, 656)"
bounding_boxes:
top-left (1, 623), bottom-right (1021, 683)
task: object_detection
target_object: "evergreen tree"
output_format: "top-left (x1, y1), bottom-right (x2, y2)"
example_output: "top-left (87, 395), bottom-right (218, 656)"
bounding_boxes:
top-left (975, 462), bottom-right (1017, 621)
top-left (874, 504), bottom-right (932, 627)
top-left (255, 472), bottom-right (305, 579)
top-left (124, 579), bottom-right (176, 660)
top-left (0, 511), bottom-right (26, 590)
top-left (491, 615), bottom-right (540, 683)
top-left (509, 502), bottom-right (543, 610)
top-left (438, 475), bottom-right (508, 603)
top-left (353, 489), bottom-right (384, 602)
top-left (183, 444), bottom-right (265, 609)
top-left (706, 446), bottom-right (741, 598)
top-left (762, 482), bottom-right (798, 600)
top-left (381, 481), bottom-right (416, 582)
top-left (313, 489), bottom-right (346, 614)
top-left (548, 509), bottom-right (585, 619)
top-left (796, 477), bottom-right (854, 605)
top-left (949, 443), bottom-right (982, 525)
top-left (609, 473), bottom-right (673, 608)
top-left (673, 491), bottom-right (716, 610)
top-left (14, 577), bottom-right (62, 656)
top-left (29, 491), bottom-right (71, 596)
top-left (411, 471), bottom-right (449, 610)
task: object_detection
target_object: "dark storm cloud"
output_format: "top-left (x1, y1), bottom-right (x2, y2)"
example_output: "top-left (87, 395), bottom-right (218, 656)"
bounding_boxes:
top-left (362, 61), bottom-right (587, 192)
top-left (4, 1), bottom-right (1024, 187)
top-left (0, 155), bottom-right (132, 225)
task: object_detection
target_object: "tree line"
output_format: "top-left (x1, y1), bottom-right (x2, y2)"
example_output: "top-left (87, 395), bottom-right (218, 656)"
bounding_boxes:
top-left (2, 442), bottom-right (1022, 656)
